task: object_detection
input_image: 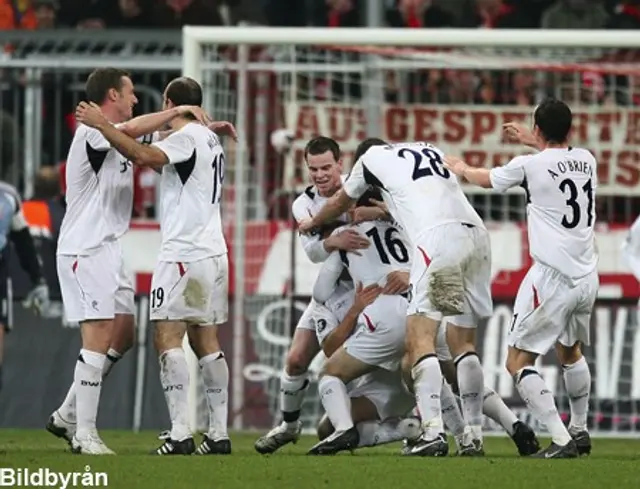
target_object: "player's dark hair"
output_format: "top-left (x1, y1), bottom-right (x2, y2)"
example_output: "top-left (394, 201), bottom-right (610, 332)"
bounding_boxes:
top-left (165, 77), bottom-right (203, 119)
top-left (355, 187), bottom-right (383, 207)
top-left (533, 98), bottom-right (572, 144)
top-left (85, 68), bottom-right (130, 105)
top-left (304, 136), bottom-right (340, 162)
top-left (319, 220), bottom-right (349, 239)
top-left (353, 138), bottom-right (387, 163)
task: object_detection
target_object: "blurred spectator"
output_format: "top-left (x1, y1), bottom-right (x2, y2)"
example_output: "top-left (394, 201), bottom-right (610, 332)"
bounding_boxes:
top-left (150, 0), bottom-right (224, 28)
top-left (608, 0), bottom-right (640, 28)
top-left (59, 0), bottom-right (121, 28)
top-left (460, 0), bottom-right (537, 28)
top-left (33, 0), bottom-right (57, 28)
top-left (541, 0), bottom-right (609, 29)
top-left (311, 0), bottom-right (362, 27)
top-left (0, 0), bottom-right (38, 29)
top-left (115, 0), bottom-right (152, 28)
top-left (386, 0), bottom-right (454, 27)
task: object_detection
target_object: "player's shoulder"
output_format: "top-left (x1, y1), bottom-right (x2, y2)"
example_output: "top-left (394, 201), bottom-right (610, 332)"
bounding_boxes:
top-left (0, 181), bottom-right (21, 208)
top-left (293, 185), bottom-right (318, 208)
top-left (567, 146), bottom-right (597, 162)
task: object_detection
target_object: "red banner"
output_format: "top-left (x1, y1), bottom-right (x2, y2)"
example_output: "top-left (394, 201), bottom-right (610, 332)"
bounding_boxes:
top-left (285, 103), bottom-right (640, 195)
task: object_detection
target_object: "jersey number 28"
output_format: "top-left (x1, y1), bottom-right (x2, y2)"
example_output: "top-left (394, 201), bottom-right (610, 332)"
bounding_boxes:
top-left (366, 227), bottom-right (409, 264)
top-left (398, 148), bottom-right (450, 180)
top-left (211, 153), bottom-right (225, 204)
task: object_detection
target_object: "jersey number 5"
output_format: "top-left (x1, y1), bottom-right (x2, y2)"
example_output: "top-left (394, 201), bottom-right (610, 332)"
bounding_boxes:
top-left (398, 148), bottom-right (450, 180)
top-left (211, 153), bottom-right (225, 204)
top-left (366, 227), bottom-right (409, 264)
top-left (559, 178), bottom-right (593, 229)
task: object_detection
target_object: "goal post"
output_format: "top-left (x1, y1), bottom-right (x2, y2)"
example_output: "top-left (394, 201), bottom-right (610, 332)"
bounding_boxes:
top-left (182, 26), bottom-right (640, 436)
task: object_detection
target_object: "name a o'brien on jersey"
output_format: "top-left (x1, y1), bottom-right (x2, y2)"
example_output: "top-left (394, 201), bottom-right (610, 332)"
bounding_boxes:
top-left (548, 159), bottom-right (594, 180)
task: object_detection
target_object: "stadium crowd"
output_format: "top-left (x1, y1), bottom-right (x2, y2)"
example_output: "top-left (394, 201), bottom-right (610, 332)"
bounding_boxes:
top-left (0, 0), bottom-right (638, 223)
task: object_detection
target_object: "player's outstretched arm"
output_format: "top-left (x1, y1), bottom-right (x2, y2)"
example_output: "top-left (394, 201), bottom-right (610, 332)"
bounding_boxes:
top-left (320, 282), bottom-right (382, 358)
top-left (444, 155), bottom-right (492, 188)
top-left (299, 189), bottom-right (355, 234)
top-left (312, 253), bottom-right (345, 303)
top-left (117, 105), bottom-right (211, 139)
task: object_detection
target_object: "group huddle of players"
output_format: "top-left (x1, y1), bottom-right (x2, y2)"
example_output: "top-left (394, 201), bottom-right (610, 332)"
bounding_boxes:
top-left (34, 66), bottom-right (598, 459)
top-left (255, 99), bottom-right (598, 459)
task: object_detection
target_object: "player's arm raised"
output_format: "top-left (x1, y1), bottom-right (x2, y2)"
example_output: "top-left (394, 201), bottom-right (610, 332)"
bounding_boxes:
top-left (444, 154), bottom-right (527, 192)
top-left (117, 104), bottom-right (210, 139)
top-left (299, 159), bottom-right (370, 234)
top-left (320, 282), bottom-right (382, 358)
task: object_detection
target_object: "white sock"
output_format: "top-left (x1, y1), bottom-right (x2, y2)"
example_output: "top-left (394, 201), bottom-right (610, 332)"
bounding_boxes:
top-left (318, 375), bottom-right (353, 432)
top-left (483, 386), bottom-right (518, 435)
top-left (74, 349), bottom-right (105, 439)
top-left (515, 367), bottom-right (571, 446)
top-left (411, 355), bottom-right (444, 439)
top-left (199, 351), bottom-right (229, 441)
top-left (562, 356), bottom-right (591, 432)
top-left (159, 348), bottom-right (191, 441)
top-left (279, 371), bottom-right (309, 429)
top-left (440, 382), bottom-right (466, 438)
top-left (357, 419), bottom-right (406, 447)
top-left (455, 352), bottom-right (485, 438)
top-left (58, 348), bottom-right (122, 424)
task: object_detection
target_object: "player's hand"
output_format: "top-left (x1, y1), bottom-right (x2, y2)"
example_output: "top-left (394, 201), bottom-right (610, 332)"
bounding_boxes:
top-left (179, 105), bottom-right (213, 126)
top-left (75, 102), bottom-right (107, 129)
top-left (22, 283), bottom-right (50, 317)
top-left (353, 282), bottom-right (382, 312)
top-left (383, 270), bottom-right (410, 295)
top-left (349, 199), bottom-right (389, 224)
top-left (329, 229), bottom-right (370, 254)
top-left (443, 155), bottom-right (468, 177)
top-left (298, 218), bottom-right (316, 235)
top-left (208, 121), bottom-right (238, 141)
top-left (503, 122), bottom-right (538, 148)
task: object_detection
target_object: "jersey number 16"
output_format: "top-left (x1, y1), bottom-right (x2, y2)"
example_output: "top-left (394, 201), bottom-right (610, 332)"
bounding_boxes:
top-left (211, 153), bottom-right (225, 204)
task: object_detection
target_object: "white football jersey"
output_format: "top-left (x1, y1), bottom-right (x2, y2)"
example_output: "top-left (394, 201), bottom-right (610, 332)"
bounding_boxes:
top-left (343, 142), bottom-right (484, 245)
top-left (0, 181), bottom-right (28, 251)
top-left (490, 147), bottom-right (598, 279)
top-left (291, 175), bottom-right (349, 263)
top-left (312, 285), bottom-right (355, 345)
top-left (153, 122), bottom-right (227, 262)
top-left (58, 125), bottom-right (155, 255)
top-left (313, 220), bottom-right (412, 303)
top-left (622, 215), bottom-right (640, 281)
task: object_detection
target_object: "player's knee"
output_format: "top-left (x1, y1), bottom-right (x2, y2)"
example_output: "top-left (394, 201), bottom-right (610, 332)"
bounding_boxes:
top-left (317, 414), bottom-right (334, 441)
top-left (285, 348), bottom-right (310, 376)
top-left (505, 347), bottom-right (536, 376)
top-left (555, 342), bottom-right (582, 365)
top-left (187, 325), bottom-right (221, 358)
top-left (154, 323), bottom-right (184, 354)
top-left (79, 320), bottom-right (113, 352)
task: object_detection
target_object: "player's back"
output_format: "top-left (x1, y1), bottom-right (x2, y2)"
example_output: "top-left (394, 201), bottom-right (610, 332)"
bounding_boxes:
top-left (157, 122), bottom-right (227, 262)
top-left (340, 220), bottom-right (411, 287)
top-left (358, 142), bottom-right (484, 244)
top-left (58, 124), bottom-right (133, 255)
top-left (520, 148), bottom-right (598, 279)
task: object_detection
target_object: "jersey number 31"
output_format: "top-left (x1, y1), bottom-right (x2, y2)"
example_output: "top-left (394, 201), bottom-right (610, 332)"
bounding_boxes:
top-left (398, 148), bottom-right (450, 180)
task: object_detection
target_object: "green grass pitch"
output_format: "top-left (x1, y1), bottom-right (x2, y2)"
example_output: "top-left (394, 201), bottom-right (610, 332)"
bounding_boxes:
top-left (1, 430), bottom-right (639, 489)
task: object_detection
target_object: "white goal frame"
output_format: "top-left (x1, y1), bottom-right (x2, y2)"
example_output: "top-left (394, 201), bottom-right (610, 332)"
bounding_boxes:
top-left (181, 26), bottom-right (640, 433)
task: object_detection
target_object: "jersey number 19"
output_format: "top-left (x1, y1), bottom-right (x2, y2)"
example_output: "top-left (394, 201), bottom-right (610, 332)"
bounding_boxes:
top-left (211, 153), bottom-right (225, 204)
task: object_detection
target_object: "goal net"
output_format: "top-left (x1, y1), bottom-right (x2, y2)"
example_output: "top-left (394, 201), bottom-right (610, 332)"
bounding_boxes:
top-left (182, 27), bottom-right (640, 437)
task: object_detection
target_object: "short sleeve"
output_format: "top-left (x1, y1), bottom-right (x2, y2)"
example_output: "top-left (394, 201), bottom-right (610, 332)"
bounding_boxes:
top-left (137, 132), bottom-right (160, 145)
top-left (85, 126), bottom-right (112, 151)
top-left (343, 159), bottom-right (370, 199)
top-left (311, 303), bottom-right (340, 346)
top-left (489, 155), bottom-right (528, 192)
top-left (152, 131), bottom-right (196, 165)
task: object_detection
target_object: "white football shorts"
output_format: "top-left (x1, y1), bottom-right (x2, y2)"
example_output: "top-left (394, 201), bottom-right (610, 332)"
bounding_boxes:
top-left (149, 255), bottom-right (228, 325)
top-left (349, 368), bottom-right (415, 420)
top-left (407, 222), bottom-right (493, 327)
top-left (58, 239), bottom-right (131, 322)
top-left (343, 294), bottom-right (407, 371)
top-left (508, 262), bottom-right (599, 356)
